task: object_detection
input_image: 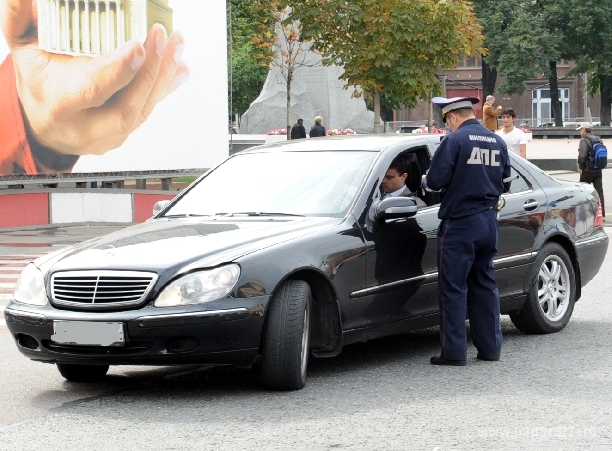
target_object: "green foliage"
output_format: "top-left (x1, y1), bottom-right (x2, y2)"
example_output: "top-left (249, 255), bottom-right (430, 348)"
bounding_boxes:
top-left (475, 0), bottom-right (564, 96)
top-left (231, 42), bottom-right (269, 115)
top-left (288, 0), bottom-right (484, 111)
top-left (228, 0), bottom-right (276, 116)
top-left (229, 0), bottom-right (275, 50)
top-left (563, 0), bottom-right (612, 123)
top-left (565, 0), bottom-right (612, 84)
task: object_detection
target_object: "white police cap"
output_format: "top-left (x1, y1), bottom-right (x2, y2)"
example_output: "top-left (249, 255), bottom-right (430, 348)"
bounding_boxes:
top-left (432, 96), bottom-right (480, 122)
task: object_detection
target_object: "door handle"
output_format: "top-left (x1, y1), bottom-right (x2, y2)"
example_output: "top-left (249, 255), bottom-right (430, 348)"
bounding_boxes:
top-left (523, 200), bottom-right (539, 211)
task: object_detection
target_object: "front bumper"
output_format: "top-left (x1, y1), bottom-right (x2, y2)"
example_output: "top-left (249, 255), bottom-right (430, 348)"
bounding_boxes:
top-left (4, 295), bottom-right (270, 366)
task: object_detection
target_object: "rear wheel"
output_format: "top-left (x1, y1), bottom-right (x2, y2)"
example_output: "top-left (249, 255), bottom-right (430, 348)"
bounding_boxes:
top-left (260, 280), bottom-right (311, 390)
top-left (56, 363), bottom-right (109, 382)
top-left (510, 243), bottom-right (576, 334)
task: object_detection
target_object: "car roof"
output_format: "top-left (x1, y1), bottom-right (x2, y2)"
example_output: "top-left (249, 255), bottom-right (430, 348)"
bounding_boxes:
top-left (237, 134), bottom-right (442, 154)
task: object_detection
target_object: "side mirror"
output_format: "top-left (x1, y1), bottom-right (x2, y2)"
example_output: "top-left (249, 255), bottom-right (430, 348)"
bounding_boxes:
top-left (153, 200), bottom-right (171, 216)
top-left (375, 196), bottom-right (418, 220)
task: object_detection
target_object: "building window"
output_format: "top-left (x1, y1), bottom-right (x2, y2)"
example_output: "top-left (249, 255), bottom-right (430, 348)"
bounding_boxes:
top-left (532, 88), bottom-right (570, 124)
top-left (456, 56), bottom-right (480, 68)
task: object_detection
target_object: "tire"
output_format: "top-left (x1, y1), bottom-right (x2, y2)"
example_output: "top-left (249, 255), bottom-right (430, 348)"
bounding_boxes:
top-left (260, 280), bottom-right (311, 390)
top-left (56, 363), bottom-right (109, 382)
top-left (510, 243), bottom-right (576, 334)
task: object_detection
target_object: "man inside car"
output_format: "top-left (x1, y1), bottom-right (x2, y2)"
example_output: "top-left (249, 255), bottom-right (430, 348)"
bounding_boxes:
top-left (380, 157), bottom-right (426, 207)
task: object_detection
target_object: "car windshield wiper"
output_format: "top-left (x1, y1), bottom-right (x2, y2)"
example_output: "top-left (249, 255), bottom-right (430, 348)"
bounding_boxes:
top-left (216, 212), bottom-right (305, 217)
top-left (163, 213), bottom-right (210, 218)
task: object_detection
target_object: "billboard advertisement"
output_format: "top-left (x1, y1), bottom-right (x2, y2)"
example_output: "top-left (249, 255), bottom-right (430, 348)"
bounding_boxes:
top-left (0, 0), bottom-right (228, 177)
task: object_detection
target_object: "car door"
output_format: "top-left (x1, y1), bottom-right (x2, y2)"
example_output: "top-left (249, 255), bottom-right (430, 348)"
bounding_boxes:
top-left (495, 158), bottom-right (546, 300)
top-left (356, 145), bottom-right (442, 326)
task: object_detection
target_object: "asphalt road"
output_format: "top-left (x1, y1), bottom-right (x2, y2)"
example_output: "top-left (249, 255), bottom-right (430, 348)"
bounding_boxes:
top-left (1, 236), bottom-right (612, 449)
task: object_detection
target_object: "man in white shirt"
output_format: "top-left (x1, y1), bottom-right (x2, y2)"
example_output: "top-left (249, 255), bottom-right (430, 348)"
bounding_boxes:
top-left (495, 107), bottom-right (527, 158)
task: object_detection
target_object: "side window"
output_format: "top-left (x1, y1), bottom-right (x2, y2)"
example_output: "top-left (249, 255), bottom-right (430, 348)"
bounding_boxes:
top-left (507, 166), bottom-right (531, 194)
top-left (378, 147), bottom-right (435, 208)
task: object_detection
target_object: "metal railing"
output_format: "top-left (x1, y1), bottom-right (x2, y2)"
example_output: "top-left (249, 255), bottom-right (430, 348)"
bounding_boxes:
top-left (516, 118), bottom-right (602, 128)
top-left (384, 121), bottom-right (431, 134)
top-left (0, 169), bottom-right (206, 189)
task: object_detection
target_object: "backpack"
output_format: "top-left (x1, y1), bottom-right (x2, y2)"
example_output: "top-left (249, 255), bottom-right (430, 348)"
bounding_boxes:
top-left (588, 138), bottom-right (608, 170)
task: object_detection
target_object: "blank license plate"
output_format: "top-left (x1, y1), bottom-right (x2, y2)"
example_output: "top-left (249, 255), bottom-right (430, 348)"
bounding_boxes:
top-left (52, 321), bottom-right (125, 347)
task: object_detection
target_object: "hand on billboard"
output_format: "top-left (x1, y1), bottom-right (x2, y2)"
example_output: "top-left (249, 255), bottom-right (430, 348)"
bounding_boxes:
top-left (0, 0), bottom-right (189, 156)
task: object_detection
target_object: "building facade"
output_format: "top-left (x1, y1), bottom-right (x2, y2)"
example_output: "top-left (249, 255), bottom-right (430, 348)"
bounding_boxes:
top-left (395, 57), bottom-right (602, 127)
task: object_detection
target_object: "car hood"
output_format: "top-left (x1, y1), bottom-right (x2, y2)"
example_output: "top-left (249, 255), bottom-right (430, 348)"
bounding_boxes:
top-left (41, 216), bottom-right (344, 274)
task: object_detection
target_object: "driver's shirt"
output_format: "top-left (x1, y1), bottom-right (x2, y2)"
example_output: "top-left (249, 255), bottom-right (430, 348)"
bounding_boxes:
top-left (424, 118), bottom-right (511, 219)
top-left (381, 186), bottom-right (406, 199)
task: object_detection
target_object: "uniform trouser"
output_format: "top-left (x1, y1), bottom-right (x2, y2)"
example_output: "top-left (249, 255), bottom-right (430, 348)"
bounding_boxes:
top-left (580, 170), bottom-right (605, 216)
top-left (437, 208), bottom-right (503, 361)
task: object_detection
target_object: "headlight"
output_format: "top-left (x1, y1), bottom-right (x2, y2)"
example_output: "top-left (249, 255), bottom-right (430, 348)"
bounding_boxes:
top-left (154, 264), bottom-right (240, 307)
top-left (13, 263), bottom-right (48, 306)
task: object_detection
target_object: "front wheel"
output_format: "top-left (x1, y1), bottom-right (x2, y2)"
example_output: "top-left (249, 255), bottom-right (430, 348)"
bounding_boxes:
top-left (510, 243), bottom-right (576, 334)
top-left (56, 363), bottom-right (109, 382)
top-left (260, 280), bottom-right (311, 390)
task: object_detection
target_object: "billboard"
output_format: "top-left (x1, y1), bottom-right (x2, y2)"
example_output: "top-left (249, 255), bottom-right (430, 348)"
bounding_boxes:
top-left (0, 0), bottom-right (228, 176)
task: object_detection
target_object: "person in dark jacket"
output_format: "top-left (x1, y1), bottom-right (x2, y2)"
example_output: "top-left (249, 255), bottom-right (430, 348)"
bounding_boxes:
top-left (290, 118), bottom-right (306, 139)
top-left (309, 116), bottom-right (326, 137)
top-left (577, 122), bottom-right (605, 217)
top-left (421, 96), bottom-right (511, 366)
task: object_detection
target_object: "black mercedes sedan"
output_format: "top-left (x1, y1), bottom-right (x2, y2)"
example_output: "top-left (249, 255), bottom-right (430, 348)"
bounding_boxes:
top-left (4, 135), bottom-right (608, 390)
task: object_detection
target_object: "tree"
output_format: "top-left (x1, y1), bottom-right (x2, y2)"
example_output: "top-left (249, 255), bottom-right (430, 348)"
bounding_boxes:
top-left (289, 0), bottom-right (484, 133)
top-left (564, 0), bottom-right (612, 126)
top-left (250, 2), bottom-right (320, 138)
top-left (475, 0), bottom-right (572, 126)
top-left (473, 0), bottom-right (499, 99)
top-left (231, 42), bottom-right (269, 117)
top-left (227, 0), bottom-right (275, 120)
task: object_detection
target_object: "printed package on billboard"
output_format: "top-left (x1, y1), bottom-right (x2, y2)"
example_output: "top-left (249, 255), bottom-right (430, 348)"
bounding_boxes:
top-left (0, 0), bottom-right (228, 177)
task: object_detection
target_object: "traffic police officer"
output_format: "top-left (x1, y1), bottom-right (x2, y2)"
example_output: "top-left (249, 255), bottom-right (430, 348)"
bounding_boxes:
top-left (421, 96), bottom-right (511, 366)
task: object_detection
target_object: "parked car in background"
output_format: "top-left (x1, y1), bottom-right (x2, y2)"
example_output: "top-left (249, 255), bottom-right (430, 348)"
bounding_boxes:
top-left (4, 135), bottom-right (608, 390)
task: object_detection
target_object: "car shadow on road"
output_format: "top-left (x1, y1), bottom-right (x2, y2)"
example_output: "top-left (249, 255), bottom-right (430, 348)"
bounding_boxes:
top-left (41, 318), bottom-right (534, 411)
top-left (33, 316), bottom-right (608, 426)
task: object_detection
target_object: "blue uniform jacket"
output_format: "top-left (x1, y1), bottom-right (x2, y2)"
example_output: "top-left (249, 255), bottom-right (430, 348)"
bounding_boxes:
top-left (425, 118), bottom-right (511, 219)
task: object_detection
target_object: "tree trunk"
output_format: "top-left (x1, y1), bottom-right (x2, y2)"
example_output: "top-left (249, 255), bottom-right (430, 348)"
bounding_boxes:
top-left (433, 106), bottom-right (444, 129)
top-left (374, 91), bottom-right (382, 133)
top-left (481, 56), bottom-right (497, 98)
top-left (549, 61), bottom-right (563, 127)
top-left (427, 91), bottom-right (433, 133)
top-left (599, 73), bottom-right (612, 127)
top-left (286, 74), bottom-right (292, 140)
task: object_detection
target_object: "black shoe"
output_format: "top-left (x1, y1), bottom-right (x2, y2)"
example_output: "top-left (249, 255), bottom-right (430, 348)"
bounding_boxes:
top-left (430, 356), bottom-right (467, 366)
top-left (476, 353), bottom-right (500, 362)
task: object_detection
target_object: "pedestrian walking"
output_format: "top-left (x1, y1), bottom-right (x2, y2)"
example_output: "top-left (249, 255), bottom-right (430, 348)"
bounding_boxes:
top-left (290, 118), bottom-right (306, 139)
top-left (309, 116), bottom-right (326, 137)
top-left (421, 96), bottom-right (511, 366)
top-left (482, 95), bottom-right (502, 131)
top-left (496, 107), bottom-right (527, 158)
top-left (577, 122), bottom-right (606, 217)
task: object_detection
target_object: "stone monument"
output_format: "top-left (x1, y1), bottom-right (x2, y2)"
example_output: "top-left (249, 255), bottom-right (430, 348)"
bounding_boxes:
top-left (240, 50), bottom-right (374, 135)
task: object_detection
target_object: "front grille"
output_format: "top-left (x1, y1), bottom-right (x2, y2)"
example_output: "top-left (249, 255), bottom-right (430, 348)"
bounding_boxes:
top-left (51, 270), bottom-right (157, 310)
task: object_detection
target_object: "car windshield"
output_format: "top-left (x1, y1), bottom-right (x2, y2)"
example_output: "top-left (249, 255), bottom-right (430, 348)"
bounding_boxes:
top-left (163, 150), bottom-right (377, 217)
